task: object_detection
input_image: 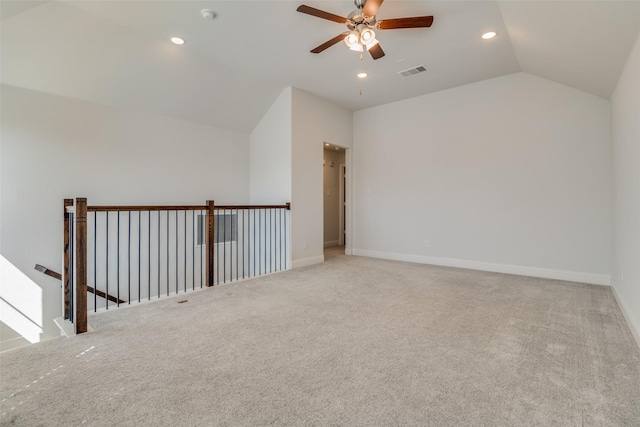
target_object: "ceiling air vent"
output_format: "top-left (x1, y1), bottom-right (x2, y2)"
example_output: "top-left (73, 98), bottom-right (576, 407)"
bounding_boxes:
top-left (398, 65), bottom-right (428, 77)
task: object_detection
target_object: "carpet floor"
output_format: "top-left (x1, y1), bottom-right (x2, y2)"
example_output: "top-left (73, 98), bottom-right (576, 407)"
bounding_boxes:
top-left (1, 248), bottom-right (639, 426)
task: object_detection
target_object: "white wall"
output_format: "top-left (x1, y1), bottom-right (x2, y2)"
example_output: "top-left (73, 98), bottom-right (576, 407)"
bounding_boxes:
top-left (353, 72), bottom-right (612, 285)
top-left (291, 88), bottom-right (352, 268)
top-left (611, 33), bottom-right (640, 346)
top-left (0, 84), bottom-right (249, 344)
top-left (249, 87), bottom-right (292, 204)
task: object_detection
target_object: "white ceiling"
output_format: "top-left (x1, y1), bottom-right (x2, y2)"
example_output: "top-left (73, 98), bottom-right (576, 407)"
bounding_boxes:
top-left (2, 1), bottom-right (639, 133)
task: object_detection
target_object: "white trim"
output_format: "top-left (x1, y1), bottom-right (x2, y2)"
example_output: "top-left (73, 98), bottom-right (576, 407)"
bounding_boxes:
top-left (324, 240), bottom-right (340, 248)
top-left (344, 148), bottom-right (352, 255)
top-left (54, 316), bottom-right (76, 337)
top-left (609, 285), bottom-right (640, 350)
top-left (0, 336), bottom-right (31, 353)
top-left (0, 298), bottom-right (42, 344)
top-left (351, 249), bottom-right (611, 286)
top-left (339, 164), bottom-right (346, 246)
top-left (53, 316), bottom-right (94, 337)
top-left (292, 255), bottom-right (324, 269)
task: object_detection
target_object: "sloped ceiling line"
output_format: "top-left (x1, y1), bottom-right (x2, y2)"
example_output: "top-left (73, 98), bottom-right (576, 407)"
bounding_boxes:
top-left (2, 1), bottom-right (639, 131)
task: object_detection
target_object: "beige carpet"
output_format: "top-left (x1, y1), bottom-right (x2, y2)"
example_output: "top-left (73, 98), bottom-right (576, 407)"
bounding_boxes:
top-left (1, 249), bottom-right (639, 426)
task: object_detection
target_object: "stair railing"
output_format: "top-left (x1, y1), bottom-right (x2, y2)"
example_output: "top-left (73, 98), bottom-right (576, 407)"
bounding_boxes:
top-left (63, 198), bottom-right (291, 334)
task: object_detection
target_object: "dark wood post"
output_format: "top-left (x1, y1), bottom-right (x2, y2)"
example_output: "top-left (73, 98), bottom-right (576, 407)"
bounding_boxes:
top-left (63, 199), bottom-right (73, 320)
top-left (75, 198), bottom-right (88, 334)
top-left (207, 200), bottom-right (215, 287)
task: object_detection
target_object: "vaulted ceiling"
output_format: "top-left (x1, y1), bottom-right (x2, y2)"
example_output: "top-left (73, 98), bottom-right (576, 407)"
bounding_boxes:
top-left (2, 1), bottom-right (639, 132)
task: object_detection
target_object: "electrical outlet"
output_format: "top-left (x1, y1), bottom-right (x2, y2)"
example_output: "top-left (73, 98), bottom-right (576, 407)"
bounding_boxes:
top-left (424, 240), bottom-right (430, 248)
top-left (303, 241), bottom-right (308, 250)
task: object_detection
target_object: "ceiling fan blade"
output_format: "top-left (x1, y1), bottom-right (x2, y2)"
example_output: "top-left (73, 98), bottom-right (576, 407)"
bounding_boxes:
top-left (368, 43), bottom-right (385, 60)
top-left (377, 16), bottom-right (434, 30)
top-left (311, 32), bottom-right (350, 54)
top-left (362, 0), bottom-right (384, 18)
top-left (297, 5), bottom-right (347, 24)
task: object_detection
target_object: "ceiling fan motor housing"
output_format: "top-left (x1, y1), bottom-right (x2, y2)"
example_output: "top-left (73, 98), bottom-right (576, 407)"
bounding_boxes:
top-left (346, 10), bottom-right (376, 30)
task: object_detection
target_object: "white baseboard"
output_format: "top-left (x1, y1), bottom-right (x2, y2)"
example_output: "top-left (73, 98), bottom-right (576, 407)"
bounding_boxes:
top-left (351, 249), bottom-right (611, 286)
top-left (324, 240), bottom-right (340, 248)
top-left (0, 336), bottom-right (31, 353)
top-left (609, 285), bottom-right (640, 350)
top-left (292, 255), bottom-right (325, 269)
top-left (54, 316), bottom-right (76, 337)
top-left (54, 316), bottom-right (93, 337)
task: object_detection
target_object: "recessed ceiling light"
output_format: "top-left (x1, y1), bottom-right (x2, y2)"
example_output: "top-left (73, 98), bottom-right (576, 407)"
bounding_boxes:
top-left (357, 72), bottom-right (368, 78)
top-left (171, 37), bottom-right (185, 45)
top-left (482, 31), bottom-right (497, 40)
top-left (325, 143), bottom-right (330, 146)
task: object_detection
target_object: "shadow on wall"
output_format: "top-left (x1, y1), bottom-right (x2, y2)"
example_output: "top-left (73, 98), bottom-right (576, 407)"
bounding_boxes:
top-left (0, 255), bottom-right (45, 350)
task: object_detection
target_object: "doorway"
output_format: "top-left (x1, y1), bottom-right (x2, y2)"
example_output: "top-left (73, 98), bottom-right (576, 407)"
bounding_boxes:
top-left (339, 164), bottom-right (346, 246)
top-left (323, 143), bottom-right (346, 252)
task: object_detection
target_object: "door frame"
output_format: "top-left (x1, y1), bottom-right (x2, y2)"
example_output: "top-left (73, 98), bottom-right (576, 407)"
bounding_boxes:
top-left (322, 143), bottom-right (352, 255)
top-left (339, 163), bottom-right (346, 246)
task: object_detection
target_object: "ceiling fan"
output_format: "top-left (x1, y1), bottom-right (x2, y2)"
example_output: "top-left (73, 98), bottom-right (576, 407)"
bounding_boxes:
top-left (296, 0), bottom-right (434, 60)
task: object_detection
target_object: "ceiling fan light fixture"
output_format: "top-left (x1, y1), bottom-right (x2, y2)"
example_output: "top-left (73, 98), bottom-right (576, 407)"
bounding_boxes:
top-left (345, 31), bottom-right (360, 49)
top-left (359, 27), bottom-right (376, 45)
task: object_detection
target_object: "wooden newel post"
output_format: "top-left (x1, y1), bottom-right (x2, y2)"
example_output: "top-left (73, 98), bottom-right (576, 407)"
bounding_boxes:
top-left (207, 200), bottom-right (215, 287)
top-left (75, 198), bottom-right (88, 334)
top-left (63, 199), bottom-right (73, 320)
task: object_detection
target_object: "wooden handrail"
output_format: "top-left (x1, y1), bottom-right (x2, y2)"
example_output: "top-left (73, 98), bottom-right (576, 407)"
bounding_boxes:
top-left (87, 286), bottom-right (126, 305)
top-left (215, 204), bottom-right (291, 210)
top-left (35, 264), bottom-right (62, 281)
top-left (36, 264), bottom-right (126, 305)
top-left (85, 203), bottom-right (291, 212)
top-left (87, 205), bottom-right (207, 212)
